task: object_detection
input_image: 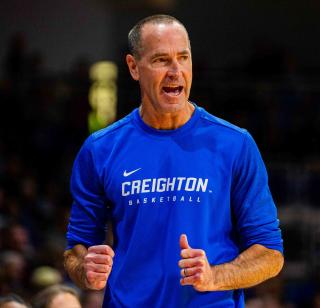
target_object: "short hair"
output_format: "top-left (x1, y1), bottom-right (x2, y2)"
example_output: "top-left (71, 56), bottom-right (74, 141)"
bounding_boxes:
top-left (31, 284), bottom-right (80, 308)
top-left (128, 14), bottom-right (190, 59)
top-left (0, 294), bottom-right (29, 307)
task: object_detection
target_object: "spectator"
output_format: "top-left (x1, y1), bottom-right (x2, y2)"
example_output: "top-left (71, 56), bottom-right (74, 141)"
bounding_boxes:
top-left (0, 294), bottom-right (29, 308)
top-left (32, 284), bottom-right (81, 308)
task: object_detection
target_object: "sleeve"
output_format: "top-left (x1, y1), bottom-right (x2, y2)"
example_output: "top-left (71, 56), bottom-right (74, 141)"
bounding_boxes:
top-left (66, 135), bottom-right (110, 250)
top-left (231, 131), bottom-right (283, 254)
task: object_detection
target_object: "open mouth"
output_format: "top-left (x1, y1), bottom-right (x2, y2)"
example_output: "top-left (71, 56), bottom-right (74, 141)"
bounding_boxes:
top-left (162, 86), bottom-right (183, 96)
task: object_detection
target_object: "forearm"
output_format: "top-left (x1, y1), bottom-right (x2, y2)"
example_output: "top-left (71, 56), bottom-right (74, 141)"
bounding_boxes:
top-left (210, 244), bottom-right (284, 291)
top-left (64, 244), bottom-right (90, 289)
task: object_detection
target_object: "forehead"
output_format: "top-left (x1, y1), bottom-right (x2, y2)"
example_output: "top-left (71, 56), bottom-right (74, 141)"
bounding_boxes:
top-left (1, 303), bottom-right (27, 308)
top-left (140, 22), bottom-right (190, 55)
top-left (49, 293), bottom-right (80, 308)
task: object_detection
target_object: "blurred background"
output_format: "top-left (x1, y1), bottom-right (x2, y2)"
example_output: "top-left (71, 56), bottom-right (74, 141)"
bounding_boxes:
top-left (0, 0), bottom-right (319, 307)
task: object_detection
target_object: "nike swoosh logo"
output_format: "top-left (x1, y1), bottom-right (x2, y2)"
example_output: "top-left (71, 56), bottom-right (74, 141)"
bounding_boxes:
top-left (123, 168), bottom-right (142, 177)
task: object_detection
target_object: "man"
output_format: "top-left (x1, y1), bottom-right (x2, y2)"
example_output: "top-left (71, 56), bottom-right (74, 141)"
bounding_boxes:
top-left (32, 284), bottom-right (81, 308)
top-left (0, 294), bottom-right (30, 308)
top-left (64, 14), bottom-right (284, 307)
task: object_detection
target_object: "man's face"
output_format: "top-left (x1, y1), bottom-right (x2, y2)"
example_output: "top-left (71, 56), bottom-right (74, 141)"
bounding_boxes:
top-left (127, 22), bottom-right (192, 114)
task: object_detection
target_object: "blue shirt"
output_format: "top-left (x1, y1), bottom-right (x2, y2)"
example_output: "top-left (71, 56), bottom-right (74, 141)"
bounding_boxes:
top-left (67, 105), bottom-right (283, 307)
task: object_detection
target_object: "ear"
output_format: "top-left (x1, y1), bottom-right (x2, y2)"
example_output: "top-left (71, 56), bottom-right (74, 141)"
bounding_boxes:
top-left (126, 54), bottom-right (139, 81)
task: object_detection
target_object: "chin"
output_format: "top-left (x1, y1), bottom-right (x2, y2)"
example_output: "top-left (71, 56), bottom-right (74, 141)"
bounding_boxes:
top-left (157, 97), bottom-right (187, 113)
top-left (159, 101), bottom-right (185, 113)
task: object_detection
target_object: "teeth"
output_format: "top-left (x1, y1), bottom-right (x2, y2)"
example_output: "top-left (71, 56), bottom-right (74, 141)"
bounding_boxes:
top-left (163, 86), bottom-right (182, 94)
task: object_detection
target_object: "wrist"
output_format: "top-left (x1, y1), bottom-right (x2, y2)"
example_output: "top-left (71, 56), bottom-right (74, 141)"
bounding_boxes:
top-left (208, 264), bottom-right (226, 291)
top-left (208, 265), bottom-right (218, 291)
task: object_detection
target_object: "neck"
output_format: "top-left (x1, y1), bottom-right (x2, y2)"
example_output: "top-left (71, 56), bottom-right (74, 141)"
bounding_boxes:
top-left (139, 102), bottom-right (195, 130)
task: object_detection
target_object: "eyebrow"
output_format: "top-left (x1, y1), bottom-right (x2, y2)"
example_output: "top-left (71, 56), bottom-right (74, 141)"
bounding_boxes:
top-left (150, 49), bottom-right (190, 59)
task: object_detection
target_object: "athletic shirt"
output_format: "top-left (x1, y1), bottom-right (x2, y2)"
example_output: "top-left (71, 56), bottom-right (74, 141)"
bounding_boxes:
top-left (66, 104), bottom-right (283, 308)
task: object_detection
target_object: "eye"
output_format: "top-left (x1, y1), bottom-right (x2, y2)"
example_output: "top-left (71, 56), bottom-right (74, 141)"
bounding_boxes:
top-left (180, 55), bottom-right (189, 61)
top-left (153, 57), bottom-right (167, 63)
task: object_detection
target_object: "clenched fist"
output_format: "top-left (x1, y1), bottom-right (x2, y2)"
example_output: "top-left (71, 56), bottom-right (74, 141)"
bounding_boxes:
top-left (83, 245), bottom-right (115, 290)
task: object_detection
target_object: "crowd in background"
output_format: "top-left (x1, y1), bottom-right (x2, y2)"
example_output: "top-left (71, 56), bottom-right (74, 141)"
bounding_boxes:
top-left (0, 33), bottom-right (319, 307)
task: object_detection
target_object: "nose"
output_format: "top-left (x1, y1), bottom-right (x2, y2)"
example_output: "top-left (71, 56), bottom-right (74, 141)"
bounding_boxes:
top-left (167, 59), bottom-right (180, 77)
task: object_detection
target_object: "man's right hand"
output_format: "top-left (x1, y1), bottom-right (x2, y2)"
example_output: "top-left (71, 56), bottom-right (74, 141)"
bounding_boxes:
top-left (83, 245), bottom-right (115, 290)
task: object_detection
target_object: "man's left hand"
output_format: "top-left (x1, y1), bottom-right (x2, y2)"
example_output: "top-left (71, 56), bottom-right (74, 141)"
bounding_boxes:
top-left (178, 234), bottom-right (215, 292)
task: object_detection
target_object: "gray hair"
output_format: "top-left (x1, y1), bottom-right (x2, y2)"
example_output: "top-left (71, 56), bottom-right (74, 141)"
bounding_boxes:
top-left (128, 14), bottom-right (190, 59)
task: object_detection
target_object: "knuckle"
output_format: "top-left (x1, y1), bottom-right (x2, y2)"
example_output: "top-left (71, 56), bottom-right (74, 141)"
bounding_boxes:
top-left (84, 253), bottom-right (96, 262)
top-left (87, 246), bottom-right (94, 252)
top-left (106, 255), bottom-right (113, 265)
top-left (103, 272), bottom-right (109, 279)
top-left (89, 245), bottom-right (100, 253)
top-left (108, 249), bottom-right (115, 258)
top-left (198, 266), bottom-right (204, 274)
top-left (100, 256), bottom-right (108, 264)
top-left (98, 264), bottom-right (107, 272)
top-left (106, 247), bottom-right (113, 256)
top-left (195, 258), bottom-right (202, 266)
top-left (86, 271), bottom-right (94, 281)
top-left (194, 273), bottom-right (201, 281)
top-left (181, 249), bottom-right (188, 258)
top-left (104, 265), bottom-right (110, 273)
top-left (84, 254), bottom-right (91, 261)
top-left (198, 258), bottom-right (205, 266)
